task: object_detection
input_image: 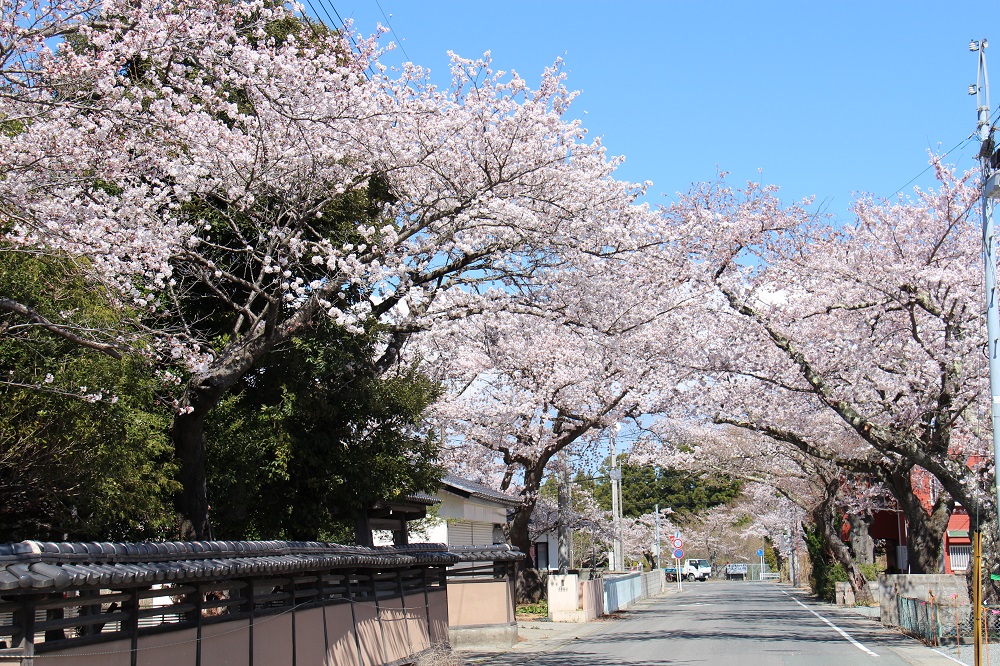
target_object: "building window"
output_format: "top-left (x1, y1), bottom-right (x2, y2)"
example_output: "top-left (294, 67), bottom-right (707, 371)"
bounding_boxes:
top-left (950, 545), bottom-right (971, 572)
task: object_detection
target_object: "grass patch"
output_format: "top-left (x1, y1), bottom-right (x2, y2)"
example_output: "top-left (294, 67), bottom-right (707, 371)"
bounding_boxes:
top-left (516, 600), bottom-right (548, 617)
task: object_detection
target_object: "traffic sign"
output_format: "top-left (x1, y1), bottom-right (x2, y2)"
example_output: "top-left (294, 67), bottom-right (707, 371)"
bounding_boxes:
top-left (671, 538), bottom-right (683, 549)
top-left (756, 548), bottom-right (764, 557)
top-left (673, 548), bottom-right (684, 559)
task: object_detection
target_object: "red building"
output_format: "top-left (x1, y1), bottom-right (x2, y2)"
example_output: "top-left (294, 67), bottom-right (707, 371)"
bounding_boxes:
top-left (943, 507), bottom-right (971, 574)
top-left (864, 466), bottom-right (974, 574)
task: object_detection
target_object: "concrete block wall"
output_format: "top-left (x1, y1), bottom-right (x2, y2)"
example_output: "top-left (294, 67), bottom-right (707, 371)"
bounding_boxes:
top-left (547, 574), bottom-right (604, 623)
top-left (879, 574), bottom-right (969, 627)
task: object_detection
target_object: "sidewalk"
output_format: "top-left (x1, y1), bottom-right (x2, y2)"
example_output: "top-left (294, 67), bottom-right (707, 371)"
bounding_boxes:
top-left (784, 585), bottom-right (976, 665)
top-left (457, 587), bottom-right (681, 665)
top-left (456, 584), bottom-right (974, 666)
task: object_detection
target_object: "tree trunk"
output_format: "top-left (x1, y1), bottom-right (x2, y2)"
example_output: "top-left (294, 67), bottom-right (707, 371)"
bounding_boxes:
top-left (174, 410), bottom-right (211, 540)
top-left (815, 478), bottom-right (873, 605)
top-left (172, 333), bottom-right (281, 538)
top-left (509, 502), bottom-right (536, 568)
top-left (502, 444), bottom-right (565, 567)
top-left (847, 509), bottom-right (874, 565)
top-left (886, 462), bottom-right (953, 574)
top-left (173, 376), bottom-right (235, 540)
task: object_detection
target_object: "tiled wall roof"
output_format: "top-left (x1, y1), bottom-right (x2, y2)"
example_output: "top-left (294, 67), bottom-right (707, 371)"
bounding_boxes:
top-left (0, 540), bottom-right (524, 593)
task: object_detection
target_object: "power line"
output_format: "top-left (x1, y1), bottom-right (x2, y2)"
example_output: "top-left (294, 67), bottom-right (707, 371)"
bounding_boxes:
top-left (373, 0), bottom-right (411, 63)
top-left (326, 1), bottom-right (377, 79)
top-left (891, 132), bottom-right (978, 197)
top-left (302, 0), bottom-right (336, 33)
top-left (300, 0), bottom-right (330, 36)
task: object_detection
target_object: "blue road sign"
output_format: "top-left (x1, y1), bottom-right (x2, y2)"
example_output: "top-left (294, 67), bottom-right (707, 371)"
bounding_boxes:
top-left (673, 548), bottom-right (684, 559)
top-left (756, 549), bottom-right (764, 557)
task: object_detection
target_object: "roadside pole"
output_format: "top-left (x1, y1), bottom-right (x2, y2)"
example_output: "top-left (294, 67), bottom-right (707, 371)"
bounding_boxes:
top-left (975, 530), bottom-right (983, 666)
top-left (557, 450), bottom-right (568, 574)
top-left (972, 38), bottom-right (997, 666)
top-left (655, 503), bottom-right (662, 571)
top-left (610, 427), bottom-right (623, 572)
top-left (790, 531), bottom-right (798, 587)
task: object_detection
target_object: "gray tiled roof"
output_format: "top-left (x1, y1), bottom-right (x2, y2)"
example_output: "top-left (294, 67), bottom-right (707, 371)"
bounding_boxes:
top-left (441, 474), bottom-right (522, 507)
top-left (0, 540), bottom-right (459, 593)
top-left (450, 544), bottom-right (525, 562)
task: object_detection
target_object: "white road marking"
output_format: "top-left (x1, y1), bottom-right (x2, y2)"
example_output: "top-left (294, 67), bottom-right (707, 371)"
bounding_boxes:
top-left (929, 648), bottom-right (970, 665)
top-left (782, 591), bottom-right (879, 657)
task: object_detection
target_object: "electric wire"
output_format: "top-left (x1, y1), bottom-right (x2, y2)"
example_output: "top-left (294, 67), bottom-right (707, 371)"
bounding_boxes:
top-left (373, 0), bottom-right (411, 63)
top-left (891, 132), bottom-right (978, 197)
top-left (890, 91), bottom-right (1000, 198)
top-left (299, 0), bottom-right (329, 37)
top-left (326, 1), bottom-right (377, 79)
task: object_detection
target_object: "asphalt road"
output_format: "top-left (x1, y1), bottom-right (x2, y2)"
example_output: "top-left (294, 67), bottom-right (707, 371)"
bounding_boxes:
top-left (478, 581), bottom-right (963, 665)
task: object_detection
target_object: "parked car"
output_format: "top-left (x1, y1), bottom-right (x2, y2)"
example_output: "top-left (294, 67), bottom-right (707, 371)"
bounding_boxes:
top-left (665, 559), bottom-right (712, 582)
top-left (683, 559), bottom-right (712, 581)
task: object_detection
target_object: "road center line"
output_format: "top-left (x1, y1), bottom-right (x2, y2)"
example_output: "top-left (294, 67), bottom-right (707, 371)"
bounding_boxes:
top-left (782, 591), bottom-right (879, 657)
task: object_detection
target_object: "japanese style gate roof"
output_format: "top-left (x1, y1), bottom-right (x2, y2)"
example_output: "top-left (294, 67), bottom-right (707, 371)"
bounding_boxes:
top-left (0, 540), bottom-right (466, 593)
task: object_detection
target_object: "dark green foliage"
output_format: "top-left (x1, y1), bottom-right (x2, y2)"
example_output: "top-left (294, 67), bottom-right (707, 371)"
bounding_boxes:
top-left (0, 251), bottom-right (179, 541)
top-left (205, 319), bottom-right (443, 541)
top-left (763, 540), bottom-right (778, 571)
top-left (588, 458), bottom-right (742, 521)
top-left (805, 524), bottom-right (847, 602)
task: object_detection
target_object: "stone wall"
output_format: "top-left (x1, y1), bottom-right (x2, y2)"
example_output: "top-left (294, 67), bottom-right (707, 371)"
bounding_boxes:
top-left (879, 573), bottom-right (969, 627)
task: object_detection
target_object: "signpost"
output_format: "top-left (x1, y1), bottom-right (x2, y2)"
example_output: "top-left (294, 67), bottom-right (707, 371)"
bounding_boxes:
top-left (673, 545), bottom-right (684, 591)
top-left (757, 548), bottom-right (765, 581)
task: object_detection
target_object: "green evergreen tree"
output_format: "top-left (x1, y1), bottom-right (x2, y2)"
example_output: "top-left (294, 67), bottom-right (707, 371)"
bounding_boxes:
top-left (0, 251), bottom-right (179, 541)
top-left (591, 457), bottom-right (741, 521)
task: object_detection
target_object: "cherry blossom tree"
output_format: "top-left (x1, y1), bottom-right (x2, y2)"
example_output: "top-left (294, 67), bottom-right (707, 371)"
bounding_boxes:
top-left (529, 481), bottom-right (613, 568)
top-left (2, 0), bottom-right (658, 536)
top-left (653, 163), bottom-right (988, 575)
top-left (422, 238), bottom-right (689, 561)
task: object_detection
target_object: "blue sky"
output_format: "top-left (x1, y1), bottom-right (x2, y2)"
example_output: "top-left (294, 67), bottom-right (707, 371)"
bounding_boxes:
top-left (322, 1), bottom-right (1000, 220)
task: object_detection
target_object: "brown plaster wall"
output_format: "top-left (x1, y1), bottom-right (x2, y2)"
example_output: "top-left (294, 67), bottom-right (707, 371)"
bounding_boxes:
top-left (200, 621), bottom-right (250, 666)
top-left (19, 578), bottom-right (445, 666)
top-left (376, 598), bottom-right (411, 663)
top-left (427, 589), bottom-right (449, 644)
top-left (253, 612), bottom-right (293, 665)
top-left (448, 580), bottom-right (513, 627)
top-left (352, 599), bottom-right (385, 666)
top-left (294, 606), bottom-right (328, 666)
top-left (324, 602), bottom-right (362, 666)
top-left (41, 637), bottom-right (132, 666)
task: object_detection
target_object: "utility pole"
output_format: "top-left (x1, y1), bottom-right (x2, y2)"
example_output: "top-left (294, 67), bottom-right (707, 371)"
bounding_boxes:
top-left (972, 37), bottom-right (997, 666)
top-left (557, 449), bottom-right (571, 574)
top-left (973, 38), bottom-right (1000, 521)
top-left (610, 427), bottom-right (623, 571)
top-left (790, 527), bottom-right (798, 588)
top-left (655, 503), bottom-right (662, 571)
